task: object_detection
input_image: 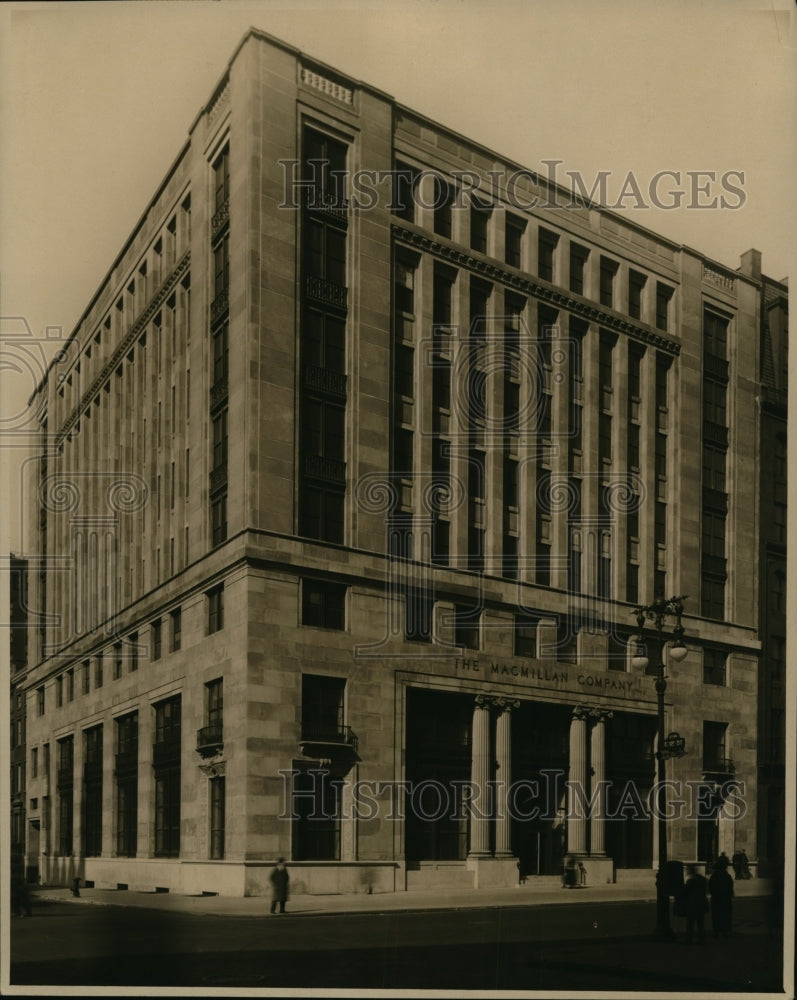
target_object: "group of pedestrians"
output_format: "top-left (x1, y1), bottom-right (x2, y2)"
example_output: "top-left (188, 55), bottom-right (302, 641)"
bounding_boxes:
top-left (674, 853), bottom-right (735, 944)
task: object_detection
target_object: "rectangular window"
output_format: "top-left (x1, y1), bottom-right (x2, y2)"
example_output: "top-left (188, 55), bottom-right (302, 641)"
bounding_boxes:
top-left (31, 747), bottom-right (38, 778)
top-left (392, 161), bottom-right (418, 224)
top-left (703, 649), bottom-right (727, 686)
top-left (94, 652), bottom-right (103, 689)
top-left (301, 674), bottom-right (346, 742)
top-left (702, 721), bottom-right (729, 771)
top-left (569, 244), bottom-right (588, 295)
top-left (394, 256), bottom-right (415, 317)
top-left (152, 619), bottom-right (162, 661)
top-left (171, 608), bottom-right (182, 652)
top-left (628, 270), bottom-right (646, 320)
top-left (302, 579), bottom-right (346, 630)
top-left (129, 632), bottom-right (138, 672)
top-left (211, 492), bottom-right (228, 547)
top-left (213, 143), bottom-right (230, 214)
top-left (433, 176), bottom-right (453, 239)
top-left (293, 766), bottom-right (341, 861)
top-left (66, 668), bottom-right (74, 701)
top-left (114, 642), bottom-right (123, 680)
top-left (656, 283), bottom-right (673, 331)
top-left (599, 257), bottom-right (618, 308)
top-left (470, 198), bottom-right (490, 254)
top-left (83, 725), bottom-right (103, 857)
top-left (538, 228), bottom-right (559, 283)
top-left (37, 686), bottom-right (45, 716)
top-left (515, 613), bottom-right (537, 658)
top-left (505, 215), bottom-right (525, 269)
top-left (454, 606), bottom-right (480, 651)
top-left (208, 584), bottom-right (224, 635)
top-left (82, 660), bottom-right (90, 695)
top-left (154, 768), bottom-right (181, 858)
top-left (56, 675), bottom-right (63, 707)
top-left (704, 309), bottom-right (728, 360)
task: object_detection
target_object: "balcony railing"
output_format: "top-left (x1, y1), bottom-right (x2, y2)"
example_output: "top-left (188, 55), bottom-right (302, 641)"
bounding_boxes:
top-left (300, 724), bottom-right (358, 755)
top-left (196, 723), bottom-right (224, 758)
top-left (152, 739), bottom-right (181, 767)
top-left (703, 756), bottom-right (735, 776)
top-left (303, 454), bottom-right (346, 485)
top-left (303, 364), bottom-right (347, 399)
top-left (303, 275), bottom-right (348, 310)
top-left (211, 197), bottom-right (230, 240)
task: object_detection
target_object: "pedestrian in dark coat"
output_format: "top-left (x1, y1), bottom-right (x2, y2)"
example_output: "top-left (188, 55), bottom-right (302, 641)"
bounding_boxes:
top-left (681, 865), bottom-right (709, 944)
top-left (269, 858), bottom-right (289, 914)
top-left (709, 861), bottom-right (734, 938)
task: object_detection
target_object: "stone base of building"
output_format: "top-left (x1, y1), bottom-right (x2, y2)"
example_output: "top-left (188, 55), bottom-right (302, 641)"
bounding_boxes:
top-left (50, 857), bottom-right (405, 897)
top-left (467, 855), bottom-right (527, 889)
top-left (570, 855), bottom-right (615, 886)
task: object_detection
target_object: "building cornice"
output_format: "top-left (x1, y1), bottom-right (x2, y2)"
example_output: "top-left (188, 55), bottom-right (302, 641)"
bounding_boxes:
top-left (392, 224), bottom-right (681, 355)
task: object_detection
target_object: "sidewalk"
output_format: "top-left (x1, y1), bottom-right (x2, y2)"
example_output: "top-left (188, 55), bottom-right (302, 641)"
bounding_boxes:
top-left (31, 876), bottom-right (773, 919)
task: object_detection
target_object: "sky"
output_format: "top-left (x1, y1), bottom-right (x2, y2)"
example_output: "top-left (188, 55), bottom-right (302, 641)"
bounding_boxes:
top-left (1, 0), bottom-right (796, 554)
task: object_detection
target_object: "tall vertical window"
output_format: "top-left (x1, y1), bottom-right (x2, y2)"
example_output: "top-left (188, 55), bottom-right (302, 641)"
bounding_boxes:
top-left (83, 725), bottom-right (103, 857)
top-left (628, 270), bottom-right (646, 320)
top-left (171, 607), bottom-right (182, 652)
top-left (505, 215), bottom-right (525, 269)
top-left (433, 175), bottom-right (454, 239)
top-left (213, 143), bottom-right (230, 214)
top-left (57, 736), bottom-right (74, 856)
top-left (153, 696), bottom-right (181, 858)
top-left (392, 160), bottom-right (418, 224)
top-left (569, 244), bottom-right (589, 295)
top-left (300, 127), bottom-right (349, 545)
top-left (599, 257), bottom-right (618, 308)
top-left (470, 197), bottom-right (490, 254)
top-left (207, 584), bottom-right (224, 635)
top-left (655, 283), bottom-right (673, 331)
top-left (701, 311), bottom-right (729, 619)
top-left (116, 712), bottom-right (138, 857)
top-left (538, 228), bottom-right (559, 283)
top-left (152, 619), bottom-right (162, 661)
top-left (210, 777), bottom-right (226, 860)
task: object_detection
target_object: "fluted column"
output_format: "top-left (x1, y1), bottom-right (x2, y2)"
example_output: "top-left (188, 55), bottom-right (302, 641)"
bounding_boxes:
top-left (468, 695), bottom-right (492, 857)
top-left (589, 709), bottom-right (613, 856)
top-left (567, 706), bottom-right (588, 855)
top-left (494, 698), bottom-right (519, 857)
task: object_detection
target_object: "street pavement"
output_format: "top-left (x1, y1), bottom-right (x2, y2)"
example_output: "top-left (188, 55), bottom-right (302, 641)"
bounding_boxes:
top-left (11, 880), bottom-right (788, 992)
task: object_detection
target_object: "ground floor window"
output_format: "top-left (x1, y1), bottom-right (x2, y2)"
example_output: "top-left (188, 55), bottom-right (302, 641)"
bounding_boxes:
top-left (58, 789), bottom-right (73, 856)
top-left (83, 779), bottom-right (103, 856)
top-left (292, 765), bottom-right (341, 861)
top-left (154, 767), bottom-right (181, 857)
top-left (210, 776), bottom-right (225, 860)
top-left (116, 777), bottom-right (138, 857)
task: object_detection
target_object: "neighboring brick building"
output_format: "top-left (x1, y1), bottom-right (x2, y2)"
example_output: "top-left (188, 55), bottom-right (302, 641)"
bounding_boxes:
top-left (21, 29), bottom-right (785, 896)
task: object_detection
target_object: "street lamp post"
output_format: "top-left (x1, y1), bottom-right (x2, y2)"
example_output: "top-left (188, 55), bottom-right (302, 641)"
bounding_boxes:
top-left (631, 595), bottom-right (688, 942)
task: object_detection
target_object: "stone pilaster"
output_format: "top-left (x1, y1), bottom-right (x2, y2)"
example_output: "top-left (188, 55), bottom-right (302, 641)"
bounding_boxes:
top-left (589, 709), bottom-right (613, 856)
top-left (468, 694), bottom-right (492, 857)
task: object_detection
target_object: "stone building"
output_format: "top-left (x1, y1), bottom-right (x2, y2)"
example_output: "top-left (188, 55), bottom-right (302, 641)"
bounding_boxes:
top-left (21, 29), bottom-right (784, 896)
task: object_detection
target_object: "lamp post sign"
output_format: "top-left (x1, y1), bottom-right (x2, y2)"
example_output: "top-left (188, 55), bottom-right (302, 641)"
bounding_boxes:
top-left (631, 596), bottom-right (689, 942)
